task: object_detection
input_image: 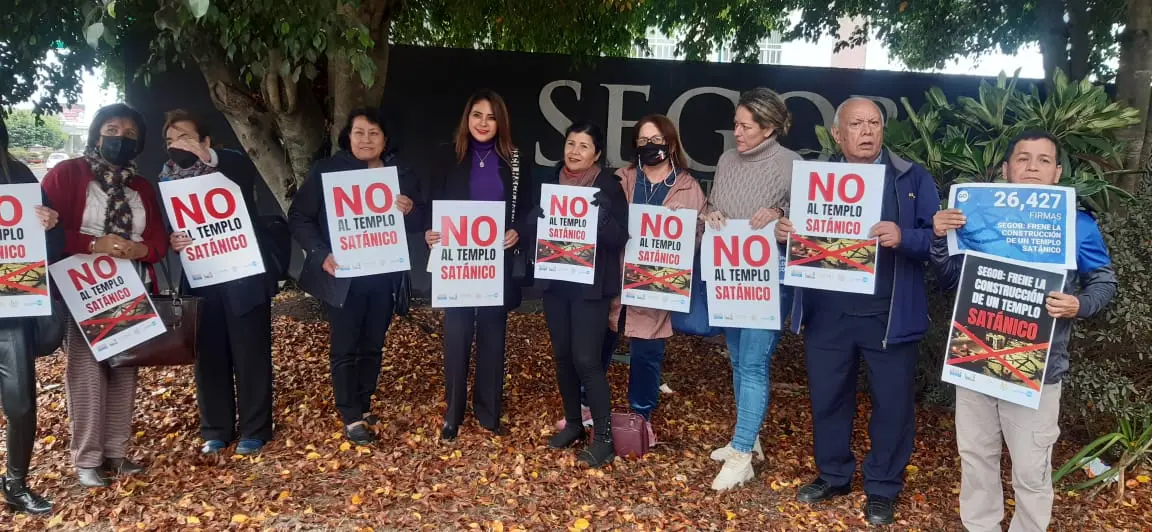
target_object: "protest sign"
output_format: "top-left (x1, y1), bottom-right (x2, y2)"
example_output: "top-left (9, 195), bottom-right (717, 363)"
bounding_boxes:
top-left (0, 184), bottom-right (51, 317)
top-left (941, 251), bottom-right (1066, 409)
top-left (534, 184), bottom-right (597, 283)
top-left (784, 161), bottom-right (884, 294)
top-left (621, 204), bottom-right (696, 312)
top-left (947, 183), bottom-right (1077, 270)
top-left (321, 167), bottom-right (411, 277)
top-left (701, 221), bottom-right (782, 329)
top-left (431, 201), bottom-right (505, 308)
top-left (48, 255), bottom-right (166, 361)
top-left (160, 172), bottom-right (265, 288)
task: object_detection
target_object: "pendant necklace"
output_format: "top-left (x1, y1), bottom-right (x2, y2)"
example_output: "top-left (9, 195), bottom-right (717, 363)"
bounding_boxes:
top-left (476, 149), bottom-right (493, 168)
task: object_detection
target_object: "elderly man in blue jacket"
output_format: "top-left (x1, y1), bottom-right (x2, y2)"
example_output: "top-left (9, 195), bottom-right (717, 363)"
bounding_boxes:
top-left (931, 131), bottom-right (1116, 532)
top-left (775, 97), bottom-right (940, 525)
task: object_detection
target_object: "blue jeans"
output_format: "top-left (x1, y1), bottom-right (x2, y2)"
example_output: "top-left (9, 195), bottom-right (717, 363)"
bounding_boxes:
top-left (628, 338), bottom-right (666, 420)
top-left (727, 287), bottom-right (792, 453)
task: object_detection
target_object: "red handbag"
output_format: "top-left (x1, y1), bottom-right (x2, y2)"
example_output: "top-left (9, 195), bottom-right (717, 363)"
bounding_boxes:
top-left (611, 412), bottom-right (650, 458)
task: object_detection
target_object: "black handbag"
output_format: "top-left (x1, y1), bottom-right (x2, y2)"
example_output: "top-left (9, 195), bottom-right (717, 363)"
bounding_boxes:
top-left (255, 214), bottom-right (292, 282)
top-left (33, 301), bottom-right (67, 357)
top-left (106, 260), bottom-right (202, 368)
top-left (394, 272), bottom-right (411, 317)
top-left (508, 147), bottom-right (530, 282)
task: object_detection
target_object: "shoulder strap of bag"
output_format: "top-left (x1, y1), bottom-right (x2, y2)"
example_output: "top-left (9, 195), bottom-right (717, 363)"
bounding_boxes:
top-left (509, 147), bottom-right (520, 223)
top-left (155, 258), bottom-right (184, 300)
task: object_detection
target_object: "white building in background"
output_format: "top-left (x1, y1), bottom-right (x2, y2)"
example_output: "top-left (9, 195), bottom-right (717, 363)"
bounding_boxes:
top-left (632, 28), bottom-right (786, 65)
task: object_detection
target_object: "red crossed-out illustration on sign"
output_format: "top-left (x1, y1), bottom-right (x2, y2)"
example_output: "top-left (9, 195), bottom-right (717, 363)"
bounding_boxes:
top-left (0, 261), bottom-right (48, 295)
top-left (79, 295), bottom-right (157, 344)
top-left (945, 321), bottom-right (1046, 391)
top-left (535, 240), bottom-right (595, 267)
top-left (622, 263), bottom-right (691, 297)
top-left (787, 234), bottom-right (876, 273)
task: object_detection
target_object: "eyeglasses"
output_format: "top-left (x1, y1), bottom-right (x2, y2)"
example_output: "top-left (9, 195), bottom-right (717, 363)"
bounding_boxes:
top-left (636, 135), bottom-right (665, 147)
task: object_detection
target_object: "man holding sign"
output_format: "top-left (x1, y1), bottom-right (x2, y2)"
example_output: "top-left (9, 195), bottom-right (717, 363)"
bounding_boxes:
top-left (775, 98), bottom-right (940, 524)
top-left (931, 131), bottom-right (1117, 532)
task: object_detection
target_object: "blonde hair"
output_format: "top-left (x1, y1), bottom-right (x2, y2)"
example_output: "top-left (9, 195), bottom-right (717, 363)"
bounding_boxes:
top-left (738, 88), bottom-right (791, 136)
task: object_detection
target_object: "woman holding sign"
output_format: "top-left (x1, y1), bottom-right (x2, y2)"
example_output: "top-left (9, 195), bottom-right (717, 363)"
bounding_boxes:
top-left (41, 103), bottom-right (169, 488)
top-left (699, 88), bottom-right (799, 491)
top-left (424, 90), bottom-right (529, 442)
top-left (526, 121), bottom-right (629, 466)
top-left (160, 109), bottom-right (279, 456)
top-left (289, 108), bottom-right (424, 446)
top-left (609, 114), bottom-right (707, 444)
top-left (0, 115), bottom-right (62, 513)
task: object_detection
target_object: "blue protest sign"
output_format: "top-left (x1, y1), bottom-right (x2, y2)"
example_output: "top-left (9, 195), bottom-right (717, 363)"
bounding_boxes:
top-left (946, 183), bottom-right (1077, 270)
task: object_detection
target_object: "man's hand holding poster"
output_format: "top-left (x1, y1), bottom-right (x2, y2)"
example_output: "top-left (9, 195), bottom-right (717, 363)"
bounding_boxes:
top-left (941, 251), bottom-right (1066, 409)
top-left (946, 183), bottom-right (1077, 270)
top-left (431, 201), bottom-right (504, 308)
top-left (534, 184), bottom-right (597, 283)
top-left (701, 221), bottom-right (782, 329)
top-left (784, 161), bottom-right (884, 294)
top-left (160, 172), bottom-right (265, 288)
top-left (0, 183), bottom-right (51, 317)
top-left (622, 204), bottom-right (696, 312)
top-left (48, 255), bottom-right (166, 361)
top-left (321, 167), bottom-right (411, 277)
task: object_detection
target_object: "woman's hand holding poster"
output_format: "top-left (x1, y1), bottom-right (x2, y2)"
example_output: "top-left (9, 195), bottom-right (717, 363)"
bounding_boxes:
top-left (321, 167), bottom-right (411, 277)
top-left (621, 204), bottom-right (695, 312)
top-left (431, 200), bottom-right (504, 308)
top-left (784, 161), bottom-right (884, 294)
top-left (48, 255), bottom-right (165, 361)
top-left (534, 184), bottom-right (597, 284)
top-left (0, 183), bottom-right (51, 317)
top-left (941, 251), bottom-right (1066, 409)
top-left (701, 221), bottom-right (782, 329)
top-left (946, 183), bottom-right (1077, 270)
top-left (159, 172), bottom-right (265, 288)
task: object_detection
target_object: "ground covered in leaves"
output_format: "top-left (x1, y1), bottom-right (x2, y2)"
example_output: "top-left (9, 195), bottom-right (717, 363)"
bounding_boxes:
top-left (4, 291), bottom-right (1150, 531)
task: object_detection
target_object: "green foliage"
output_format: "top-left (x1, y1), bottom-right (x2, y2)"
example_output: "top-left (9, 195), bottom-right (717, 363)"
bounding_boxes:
top-left (813, 71), bottom-right (1142, 211)
top-left (0, 0), bottom-right (100, 114)
top-left (1053, 413), bottom-right (1152, 496)
top-left (3, 110), bottom-right (69, 148)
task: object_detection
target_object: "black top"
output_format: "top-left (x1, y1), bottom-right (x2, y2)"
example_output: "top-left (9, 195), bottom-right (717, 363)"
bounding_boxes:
top-left (526, 166), bottom-right (630, 301)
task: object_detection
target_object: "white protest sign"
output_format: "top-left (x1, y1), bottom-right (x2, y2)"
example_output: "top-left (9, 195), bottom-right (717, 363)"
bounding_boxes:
top-left (0, 183), bottom-right (51, 317)
top-left (160, 172), bottom-right (265, 288)
top-left (431, 200), bottom-right (505, 308)
top-left (321, 167), bottom-right (411, 277)
top-left (621, 204), bottom-right (695, 312)
top-left (534, 183), bottom-right (598, 283)
top-left (702, 220), bottom-right (782, 329)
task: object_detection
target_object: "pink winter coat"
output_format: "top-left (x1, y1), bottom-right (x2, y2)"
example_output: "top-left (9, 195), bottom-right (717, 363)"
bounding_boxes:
top-left (609, 166), bottom-right (708, 340)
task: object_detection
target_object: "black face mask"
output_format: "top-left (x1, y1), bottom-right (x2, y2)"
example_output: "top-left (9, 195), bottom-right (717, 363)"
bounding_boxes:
top-left (637, 142), bottom-right (670, 167)
top-left (99, 136), bottom-right (138, 167)
top-left (168, 148), bottom-right (200, 169)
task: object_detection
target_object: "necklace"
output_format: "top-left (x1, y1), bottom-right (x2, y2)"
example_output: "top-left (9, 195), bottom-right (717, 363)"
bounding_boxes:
top-left (476, 149), bottom-right (493, 168)
top-left (639, 168), bottom-right (675, 205)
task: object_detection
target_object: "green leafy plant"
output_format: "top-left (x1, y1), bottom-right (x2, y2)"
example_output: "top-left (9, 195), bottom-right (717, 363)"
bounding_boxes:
top-left (1053, 412), bottom-right (1152, 499)
top-left (814, 70), bottom-right (1143, 211)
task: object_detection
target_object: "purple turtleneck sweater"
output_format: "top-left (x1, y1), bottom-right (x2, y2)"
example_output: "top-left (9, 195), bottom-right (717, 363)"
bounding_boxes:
top-left (469, 138), bottom-right (505, 201)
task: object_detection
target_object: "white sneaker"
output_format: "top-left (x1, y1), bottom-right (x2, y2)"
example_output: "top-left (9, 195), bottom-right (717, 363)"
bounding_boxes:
top-left (710, 451), bottom-right (754, 491)
top-left (710, 438), bottom-right (764, 462)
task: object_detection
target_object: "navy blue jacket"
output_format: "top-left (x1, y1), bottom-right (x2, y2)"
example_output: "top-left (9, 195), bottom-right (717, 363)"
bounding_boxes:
top-left (790, 150), bottom-right (941, 346)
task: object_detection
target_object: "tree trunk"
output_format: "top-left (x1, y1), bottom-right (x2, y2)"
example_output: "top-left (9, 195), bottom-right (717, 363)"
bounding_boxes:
top-left (329, 0), bottom-right (399, 151)
top-left (1037, 0), bottom-right (1071, 84)
top-left (194, 52), bottom-right (295, 212)
top-left (1117, 0), bottom-right (1152, 191)
top-left (1064, 0), bottom-right (1092, 80)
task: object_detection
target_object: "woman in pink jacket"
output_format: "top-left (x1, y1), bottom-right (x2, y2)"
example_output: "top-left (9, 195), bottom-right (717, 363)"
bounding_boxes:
top-left (609, 114), bottom-right (707, 443)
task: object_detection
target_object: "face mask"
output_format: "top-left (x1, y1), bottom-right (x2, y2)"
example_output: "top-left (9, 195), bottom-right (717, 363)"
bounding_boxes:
top-left (168, 148), bottom-right (200, 169)
top-left (637, 142), bottom-right (669, 167)
top-left (99, 136), bottom-right (138, 166)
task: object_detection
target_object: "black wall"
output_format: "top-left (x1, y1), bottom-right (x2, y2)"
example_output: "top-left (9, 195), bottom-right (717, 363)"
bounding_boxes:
top-left (125, 43), bottom-right (1031, 296)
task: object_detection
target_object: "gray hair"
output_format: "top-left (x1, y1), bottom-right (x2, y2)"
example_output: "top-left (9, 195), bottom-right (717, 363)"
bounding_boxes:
top-left (832, 97), bottom-right (886, 128)
top-left (738, 87), bottom-right (792, 136)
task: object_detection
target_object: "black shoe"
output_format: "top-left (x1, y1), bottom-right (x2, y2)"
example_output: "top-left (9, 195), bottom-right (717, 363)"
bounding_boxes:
top-left (345, 424), bottom-right (377, 445)
top-left (362, 413), bottom-right (381, 427)
top-left (3, 478), bottom-right (52, 514)
top-left (76, 468), bottom-right (109, 488)
top-left (864, 494), bottom-right (896, 525)
top-left (440, 425), bottom-right (458, 441)
top-left (481, 424), bottom-right (510, 437)
top-left (102, 458), bottom-right (145, 476)
top-left (548, 424), bottom-right (586, 449)
top-left (578, 438), bottom-right (615, 468)
top-left (796, 477), bottom-right (851, 503)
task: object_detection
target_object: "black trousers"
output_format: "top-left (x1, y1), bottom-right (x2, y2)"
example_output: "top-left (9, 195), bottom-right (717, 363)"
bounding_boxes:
top-left (327, 278), bottom-right (395, 426)
top-left (804, 311), bottom-right (918, 499)
top-left (195, 298), bottom-right (274, 442)
top-left (543, 293), bottom-right (612, 438)
top-left (442, 306), bottom-right (507, 429)
top-left (0, 323), bottom-right (36, 479)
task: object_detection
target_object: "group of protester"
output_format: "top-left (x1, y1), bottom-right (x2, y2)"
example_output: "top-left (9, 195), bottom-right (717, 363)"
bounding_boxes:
top-left (0, 85), bottom-right (1115, 531)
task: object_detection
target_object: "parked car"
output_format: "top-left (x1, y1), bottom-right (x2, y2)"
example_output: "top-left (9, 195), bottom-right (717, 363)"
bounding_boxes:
top-left (46, 153), bottom-right (68, 170)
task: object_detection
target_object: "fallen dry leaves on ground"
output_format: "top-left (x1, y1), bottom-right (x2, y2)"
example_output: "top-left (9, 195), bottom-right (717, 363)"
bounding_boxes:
top-left (1, 290), bottom-right (1149, 531)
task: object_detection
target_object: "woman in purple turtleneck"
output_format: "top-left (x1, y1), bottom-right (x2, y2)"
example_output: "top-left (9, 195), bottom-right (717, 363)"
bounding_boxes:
top-left (424, 90), bottom-right (532, 441)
